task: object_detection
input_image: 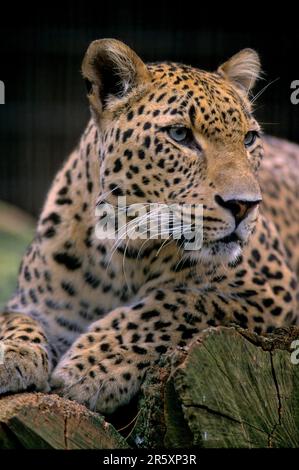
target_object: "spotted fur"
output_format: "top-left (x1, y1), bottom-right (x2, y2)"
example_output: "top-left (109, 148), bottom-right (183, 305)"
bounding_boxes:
top-left (1, 40), bottom-right (298, 414)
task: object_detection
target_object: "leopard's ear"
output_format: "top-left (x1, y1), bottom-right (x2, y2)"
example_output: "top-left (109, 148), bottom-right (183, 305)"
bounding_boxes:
top-left (82, 39), bottom-right (151, 114)
top-left (217, 48), bottom-right (261, 93)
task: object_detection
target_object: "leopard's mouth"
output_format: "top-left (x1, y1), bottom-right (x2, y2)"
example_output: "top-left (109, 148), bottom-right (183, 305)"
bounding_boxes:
top-left (211, 232), bottom-right (242, 245)
top-left (206, 231), bottom-right (245, 256)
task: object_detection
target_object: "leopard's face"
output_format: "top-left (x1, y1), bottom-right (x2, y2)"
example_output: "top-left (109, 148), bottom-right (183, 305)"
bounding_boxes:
top-left (84, 40), bottom-right (263, 264)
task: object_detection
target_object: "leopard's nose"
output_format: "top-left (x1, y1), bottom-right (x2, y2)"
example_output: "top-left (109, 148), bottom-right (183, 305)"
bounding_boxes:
top-left (215, 195), bottom-right (262, 225)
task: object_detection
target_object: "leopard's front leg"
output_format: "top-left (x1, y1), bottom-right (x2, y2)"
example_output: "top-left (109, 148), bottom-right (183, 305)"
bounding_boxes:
top-left (0, 312), bottom-right (51, 393)
top-left (51, 264), bottom-right (298, 415)
top-left (50, 288), bottom-right (214, 413)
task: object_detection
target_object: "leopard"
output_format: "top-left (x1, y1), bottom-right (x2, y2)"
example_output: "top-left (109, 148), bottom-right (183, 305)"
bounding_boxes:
top-left (1, 39), bottom-right (299, 414)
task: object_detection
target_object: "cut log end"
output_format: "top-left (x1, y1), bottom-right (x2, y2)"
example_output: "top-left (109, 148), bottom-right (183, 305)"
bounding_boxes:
top-left (0, 392), bottom-right (128, 449)
top-left (132, 326), bottom-right (299, 448)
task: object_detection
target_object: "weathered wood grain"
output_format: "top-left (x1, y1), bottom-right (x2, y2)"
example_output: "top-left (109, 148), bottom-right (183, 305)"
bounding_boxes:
top-left (0, 393), bottom-right (128, 449)
top-left (133, 326), bottom-right (299, 448)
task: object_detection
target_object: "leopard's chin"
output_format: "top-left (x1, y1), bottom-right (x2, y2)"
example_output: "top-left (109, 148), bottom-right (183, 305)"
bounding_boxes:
top-left (182, 237), bottom-right (245, 266)
top-left (197, 228), bottom-right (253, 265)
top-left (203, 240), bottom-right (243, 264)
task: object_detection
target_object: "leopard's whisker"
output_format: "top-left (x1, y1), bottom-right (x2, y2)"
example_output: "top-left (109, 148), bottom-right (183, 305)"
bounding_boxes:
top-left (250, 77), bottom-right (279, 104)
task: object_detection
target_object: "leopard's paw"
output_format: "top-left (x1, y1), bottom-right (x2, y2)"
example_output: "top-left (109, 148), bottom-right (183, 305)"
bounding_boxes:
top-left (0, 340), bottom-right (50, 394)
top-left (50, 352), bottom-right (141, 414)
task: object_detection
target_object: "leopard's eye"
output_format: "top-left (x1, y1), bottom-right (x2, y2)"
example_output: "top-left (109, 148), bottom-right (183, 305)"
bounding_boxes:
top-left (168, 126), bottom-right (190, 143)
top-left (244, 130), bottom-right (259, 147)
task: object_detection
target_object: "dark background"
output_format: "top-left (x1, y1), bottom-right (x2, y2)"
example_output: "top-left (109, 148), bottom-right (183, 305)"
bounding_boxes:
top-left (0, 3), bottom-right (299, 217)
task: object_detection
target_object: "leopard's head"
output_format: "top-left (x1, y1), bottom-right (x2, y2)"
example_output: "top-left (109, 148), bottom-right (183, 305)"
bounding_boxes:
top-left (82, 39), bottom-right (263, 264)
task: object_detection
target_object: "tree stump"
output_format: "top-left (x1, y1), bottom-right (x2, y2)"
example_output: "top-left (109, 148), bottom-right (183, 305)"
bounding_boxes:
top-left (131, 326), bottom-right (299, 448)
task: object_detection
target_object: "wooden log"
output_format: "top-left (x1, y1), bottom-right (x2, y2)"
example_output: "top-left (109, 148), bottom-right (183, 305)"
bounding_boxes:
top-left (0, 326), bottom-right (299, 448)
top-left (132, 326), bottom-right (299, 448)
top-left (0, 393), bottom-right (129, 449)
